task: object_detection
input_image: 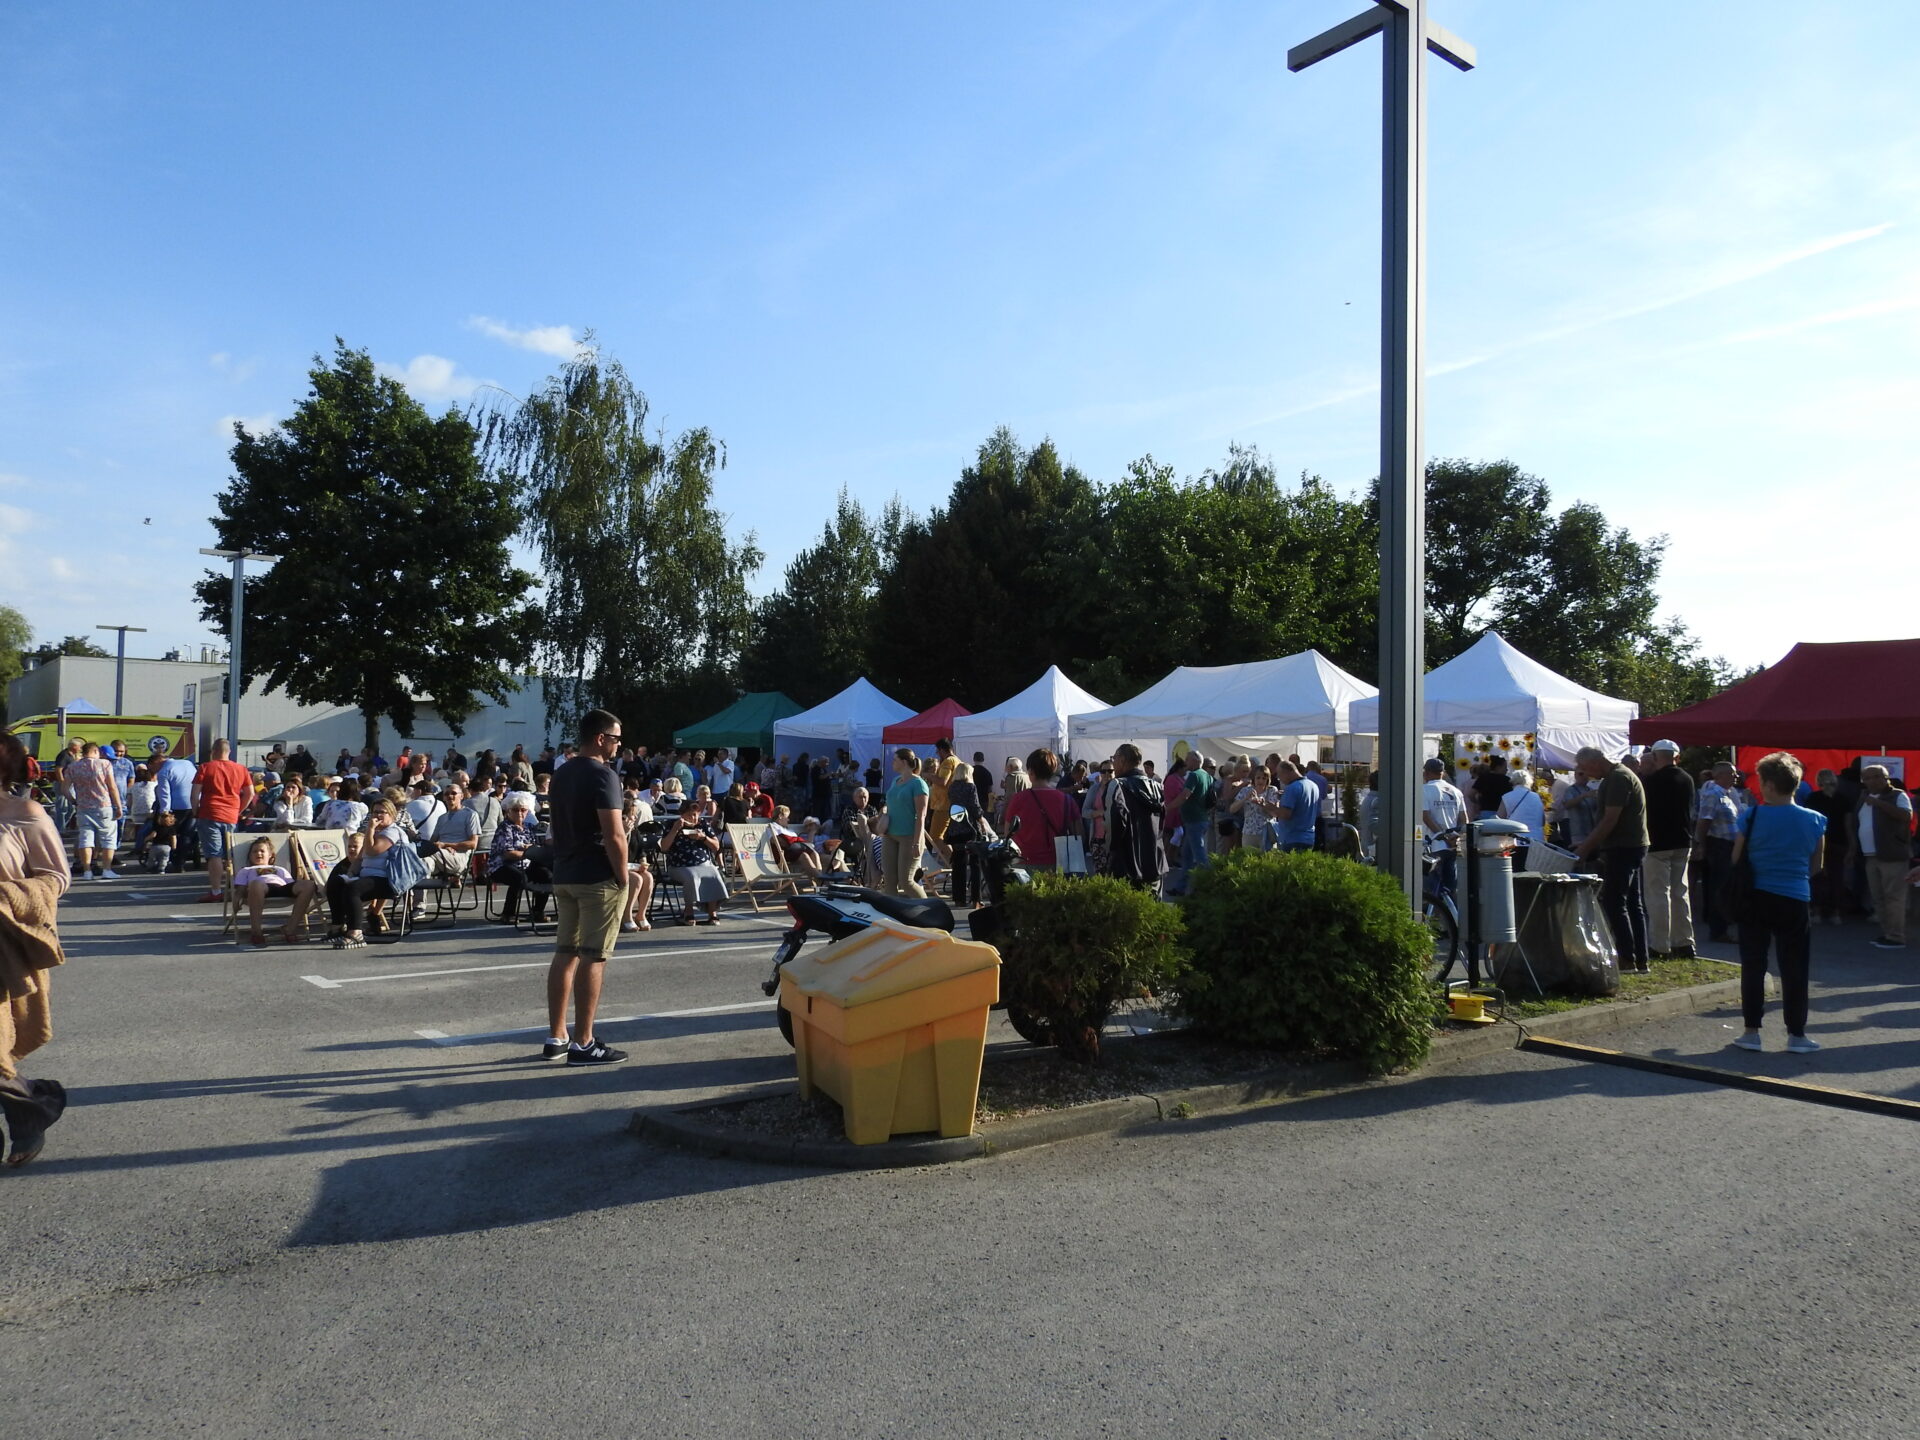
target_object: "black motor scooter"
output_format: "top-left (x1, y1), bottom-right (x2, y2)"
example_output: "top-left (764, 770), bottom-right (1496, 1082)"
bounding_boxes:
top-left (762, 813), bottom-right (1035, 1044)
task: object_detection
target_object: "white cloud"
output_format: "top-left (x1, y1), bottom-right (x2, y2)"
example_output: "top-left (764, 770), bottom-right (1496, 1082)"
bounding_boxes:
top-left (377, 355), bottom-right (489, 402)
top-left (213, 413), bottom-right (278, 438)
top-left (0, 472), bottom-right (26, 488)
top-left (208, 351), bottom-right (258, 382)
top-left (466, 316), bottom-right (585, 358)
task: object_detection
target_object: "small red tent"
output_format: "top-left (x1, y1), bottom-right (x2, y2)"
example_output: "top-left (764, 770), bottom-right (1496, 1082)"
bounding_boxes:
top-left (882, 697), bottom-right (972, 748)
top-left (1630, 639), bottom-right (1920, 750)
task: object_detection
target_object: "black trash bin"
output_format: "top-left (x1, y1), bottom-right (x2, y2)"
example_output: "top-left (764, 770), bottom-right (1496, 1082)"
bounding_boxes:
top-left (1488, 872), bottom-right (1620, 997)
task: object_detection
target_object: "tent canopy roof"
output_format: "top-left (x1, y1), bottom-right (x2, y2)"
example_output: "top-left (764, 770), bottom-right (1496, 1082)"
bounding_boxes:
top-left (772, 677), bottom-right (913, 747)
top-left (673, 691), bottom-right (801, 752)
top-left (883, 697), bottom-right (971, 745)
top-left (953, 666), bottom-right (1109, 740)
top-left (1348, 632), bottom-right (1636, 736)
top-left (1630, 638), bottom-right (1920, 748)
top-left (1072, 650), bottom-right (1376, 739)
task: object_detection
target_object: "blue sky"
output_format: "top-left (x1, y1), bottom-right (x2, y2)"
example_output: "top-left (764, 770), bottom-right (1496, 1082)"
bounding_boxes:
top-left (3, 1), bottom-right (1914, 677)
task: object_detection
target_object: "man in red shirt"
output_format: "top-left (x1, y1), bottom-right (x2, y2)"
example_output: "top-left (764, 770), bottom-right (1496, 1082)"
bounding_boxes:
top-left (191, 738), bottom-right (255, 901)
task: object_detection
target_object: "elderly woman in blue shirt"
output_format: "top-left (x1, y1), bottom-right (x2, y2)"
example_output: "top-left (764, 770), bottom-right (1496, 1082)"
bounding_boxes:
top-left (1729, 751), bottom-right (1827, 1054)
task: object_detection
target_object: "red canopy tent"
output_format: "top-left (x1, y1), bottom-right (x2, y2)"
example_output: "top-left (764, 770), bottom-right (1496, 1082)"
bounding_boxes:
top-left (1631, 638), bottom-right (1920, 782)
top-left (882, 697), bottom-right (972, 750)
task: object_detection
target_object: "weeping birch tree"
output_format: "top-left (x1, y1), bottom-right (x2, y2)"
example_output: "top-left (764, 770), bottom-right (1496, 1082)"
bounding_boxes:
top-left (478, 344), bottom-right (761, 742)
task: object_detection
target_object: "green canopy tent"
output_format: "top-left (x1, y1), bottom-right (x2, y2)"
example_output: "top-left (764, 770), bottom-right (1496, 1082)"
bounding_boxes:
top-left (672, 691), bottom-right (802, 758)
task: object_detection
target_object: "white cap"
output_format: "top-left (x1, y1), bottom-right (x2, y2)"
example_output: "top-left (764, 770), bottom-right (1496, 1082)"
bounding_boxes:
top-left (1648, 738), bottom-right (1681, 753)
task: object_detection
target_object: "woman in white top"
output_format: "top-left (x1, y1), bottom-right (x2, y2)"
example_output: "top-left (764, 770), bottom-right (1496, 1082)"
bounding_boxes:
top-left (273, 777), bottom-right (314, 828)
top-left (1498, 768), bottom-right (1548, 866)
top-left (316, 778), bottom-right (369, 835)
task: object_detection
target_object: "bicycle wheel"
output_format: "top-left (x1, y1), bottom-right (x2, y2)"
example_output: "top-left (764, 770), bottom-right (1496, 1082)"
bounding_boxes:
top-left (1427, 894), bottom-right (1462, 985)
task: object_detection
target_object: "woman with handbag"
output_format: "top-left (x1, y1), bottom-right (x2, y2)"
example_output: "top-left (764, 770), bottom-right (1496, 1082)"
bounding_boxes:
top-left (662, 793), bottom-right (728, 925)
top-left (324, 801), bottom-right (408, 949)
top-left (1728, 751), bottom-right (1827, 1054)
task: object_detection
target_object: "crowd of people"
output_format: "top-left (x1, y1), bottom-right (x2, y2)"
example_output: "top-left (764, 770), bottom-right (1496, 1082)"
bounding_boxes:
top-left (6, 710), bottom-right (1914, 1164)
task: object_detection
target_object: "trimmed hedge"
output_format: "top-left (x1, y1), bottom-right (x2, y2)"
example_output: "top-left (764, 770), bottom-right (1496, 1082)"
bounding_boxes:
top-left (1172, 849), bottom-right (1433, 1074)
top-left (996, 872), bottom-right (1186, 1064)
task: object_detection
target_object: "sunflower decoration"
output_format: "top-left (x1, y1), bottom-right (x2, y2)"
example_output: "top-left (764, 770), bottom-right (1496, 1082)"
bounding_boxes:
top-left (1498, 737), bottom-right (1513, 752)
top-left (1523, 733), bottom-right (1537, 746)
top-left (1456, 757), bottom-right (1471, 770)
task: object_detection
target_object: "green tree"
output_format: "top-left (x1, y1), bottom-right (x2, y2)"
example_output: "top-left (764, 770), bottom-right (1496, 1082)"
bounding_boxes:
top-left (868, 428), bottom-right (1104, 708)
top-left (479, 344), bottom-right (762, 742)
top-left (1086, 448), bottom-right (1377, 696)
top-left (196, 340), bottom-right (537, 751)
top-left (23, 634), bottom-right (111, 664)
top-left (0, 604), bottom-right (32, 723)
top-left (1417, 458), bottom-right (1552, 664)
top-left (740, 489), bottom-right (904, 707)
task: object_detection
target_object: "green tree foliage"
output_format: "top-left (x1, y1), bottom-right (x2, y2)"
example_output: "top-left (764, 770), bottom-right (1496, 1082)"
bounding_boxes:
top-left (1089, 446), bottom-right (1377, 696)
top-left (0, 604), bottom-right (32, 722)
top-left (480, 345), bottom-right (762, 742)
top-left (868, 428), bottom-right (1103, 708)
top-left (740, 489), bottom-right (903, 707)
top-left (1403, 459), bottom-right (1729, 713)
top-left (196, 341), bottom-right (537, 751)
top-left (24, 634), bottom-right (111, 663)
top-left (1417, 458), bottom-right (1551, 662)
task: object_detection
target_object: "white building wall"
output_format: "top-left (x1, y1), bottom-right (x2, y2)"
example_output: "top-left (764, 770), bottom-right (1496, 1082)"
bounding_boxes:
top-left (7, 656), bottom-right (560, 768)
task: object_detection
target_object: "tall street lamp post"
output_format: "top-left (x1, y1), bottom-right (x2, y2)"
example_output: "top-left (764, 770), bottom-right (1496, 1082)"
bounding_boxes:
top-left (1289, 0), bottom-right (1475, 909)
top-left (95, 624), bottom-right (148, 716)
top-left (198, 548), bottom-right (280, 756)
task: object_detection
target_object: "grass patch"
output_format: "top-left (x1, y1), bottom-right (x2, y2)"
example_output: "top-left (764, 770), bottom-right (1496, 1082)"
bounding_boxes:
top-left (1492, 955), bottom-right (1738, 1021)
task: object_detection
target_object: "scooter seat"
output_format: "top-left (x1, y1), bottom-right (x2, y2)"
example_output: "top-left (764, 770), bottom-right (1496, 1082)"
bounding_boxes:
top-left (820, 884), bottom-right (955, 932)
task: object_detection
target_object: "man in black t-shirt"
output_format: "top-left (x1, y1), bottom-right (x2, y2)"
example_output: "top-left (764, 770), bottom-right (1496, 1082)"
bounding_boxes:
top-left (1640, 739), bottom-right (1697, 958)
top-left (1470, 756), bottom-right (1513, 818)
top-left (541, 709), bottom-right (631, 1067)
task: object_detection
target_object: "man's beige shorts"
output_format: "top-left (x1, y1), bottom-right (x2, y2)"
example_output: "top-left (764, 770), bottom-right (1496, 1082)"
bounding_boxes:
top-left (552, 879), bottom-right (625, 962)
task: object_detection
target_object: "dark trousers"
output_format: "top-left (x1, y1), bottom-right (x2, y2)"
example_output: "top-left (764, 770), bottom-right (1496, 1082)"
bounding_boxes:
top-left (326, 870), bottom-right (398, 933)
top-left (491, 862), bottom-right (551, 921)
top-left (1702, 837), bottom-right (1735, 938)
top-left (949, 847), bottom-right (980, 906)
top-left (0, 1075), bottom-right (66, 1154)
top-left (1738, 889), bottom-right (1811, 1033)
top-left (163, 810), bottom-right (200, 871)
top-left (1599, 845), bottom-right (1650, 968)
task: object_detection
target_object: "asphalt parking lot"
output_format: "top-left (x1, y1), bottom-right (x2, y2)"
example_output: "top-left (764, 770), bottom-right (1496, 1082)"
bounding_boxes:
top-left (6, 874), bottom-right (1920, 1439)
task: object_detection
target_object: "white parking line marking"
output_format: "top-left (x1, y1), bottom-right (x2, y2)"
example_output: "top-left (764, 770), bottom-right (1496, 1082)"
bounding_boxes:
top-left (417, 999), bottom-right (775, 1046)
top-left (296, 938), bottom-right (796, 988)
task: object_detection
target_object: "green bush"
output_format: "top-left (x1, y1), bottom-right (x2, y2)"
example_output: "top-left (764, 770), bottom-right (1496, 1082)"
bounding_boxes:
top-left (996, 872), bottom-right (1187, 1065)
top-left (1172, 849), bottom-right (1433, 1073)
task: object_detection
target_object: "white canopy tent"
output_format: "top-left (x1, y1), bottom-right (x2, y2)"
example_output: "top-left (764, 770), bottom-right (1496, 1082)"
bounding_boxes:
top-left (1068, 650), bottom-right (1379, 769)
top-left (771, 678), bottom-right (914, 770)
top-left (1346, 632), bottom-right (1638, 767)
top-left (951, 666), bottom-right (1118, 780)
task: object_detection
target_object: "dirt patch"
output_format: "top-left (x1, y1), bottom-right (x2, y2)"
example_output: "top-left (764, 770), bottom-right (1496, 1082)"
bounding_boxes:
top-left (679, 1032), bottom-right (1327, 1142)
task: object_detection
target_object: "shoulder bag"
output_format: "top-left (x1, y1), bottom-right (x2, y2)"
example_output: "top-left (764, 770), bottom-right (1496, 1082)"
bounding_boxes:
top-left (1727, 806), bottom-right (1760, 920)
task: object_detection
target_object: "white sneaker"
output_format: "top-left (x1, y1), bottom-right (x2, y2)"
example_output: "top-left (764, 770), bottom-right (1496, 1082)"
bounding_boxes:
top-left (1787, 1035), bottom-right (1821, 1054)
top-left (1732, 1032), bottom-right (1764, 1052)
top-left (98, 868), bottom-right (120, 880)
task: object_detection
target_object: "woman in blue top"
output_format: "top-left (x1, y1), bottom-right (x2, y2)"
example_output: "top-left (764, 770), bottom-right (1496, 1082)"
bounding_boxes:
top-left (1729, 751), bottom-right (1826, 1054)
top-left (882, 748), bottom-right (930, 898)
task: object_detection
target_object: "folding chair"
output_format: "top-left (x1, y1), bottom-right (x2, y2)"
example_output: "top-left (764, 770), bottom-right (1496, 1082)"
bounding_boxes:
top-left (222, 831), bottom-right (306, 942)
top-left (727, 821), bottom-right (804, 913)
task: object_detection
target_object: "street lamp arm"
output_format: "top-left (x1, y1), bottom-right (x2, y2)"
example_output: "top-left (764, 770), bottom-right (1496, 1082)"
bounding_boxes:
top-left (1425, 21), bottom-right (1476, 71)
top-left (1288, 8), bottom-right (1387, 71)
top-left (1289, 6), bottom-right (1475, 73)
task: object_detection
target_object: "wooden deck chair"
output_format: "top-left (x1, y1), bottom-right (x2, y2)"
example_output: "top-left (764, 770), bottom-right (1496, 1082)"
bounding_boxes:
top-left (222, 829), bottom-right (304, 941)
top-left (726, 821), bottom-right (803, 913)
